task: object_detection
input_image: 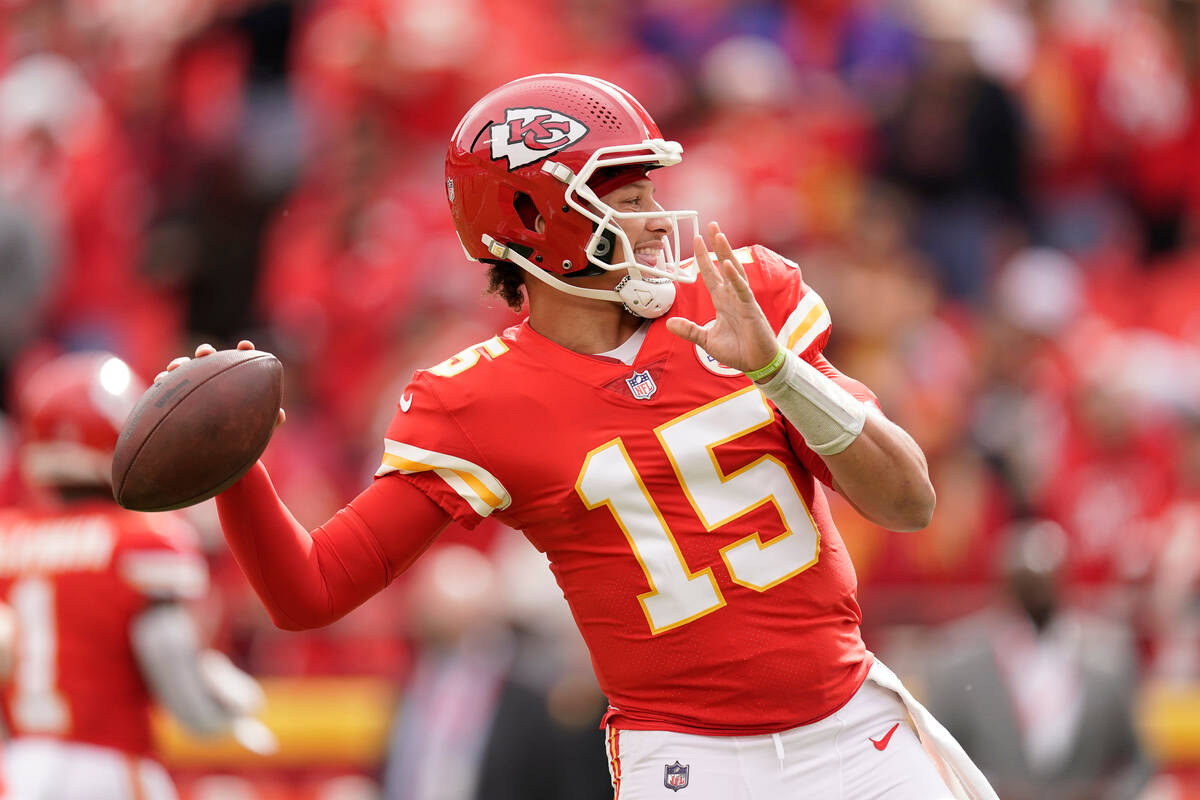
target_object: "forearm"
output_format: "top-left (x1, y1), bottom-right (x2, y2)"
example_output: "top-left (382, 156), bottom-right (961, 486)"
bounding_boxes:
top-left (216, 462), bottom-right (446, 629)
top-left (756, 349), bottom-right (934, 532)
top-left (823, 408), bottom-right (935, 531)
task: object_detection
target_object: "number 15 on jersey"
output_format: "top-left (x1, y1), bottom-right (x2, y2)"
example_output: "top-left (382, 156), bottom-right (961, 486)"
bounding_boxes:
top-left (576, 387), bottom-right (821, 634)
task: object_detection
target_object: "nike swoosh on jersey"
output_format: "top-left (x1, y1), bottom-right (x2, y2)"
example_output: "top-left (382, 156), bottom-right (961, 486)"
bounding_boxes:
top-left (400, 393), bottom-right (413, 412)
top-left (870, 722), bottom-right (901, 751)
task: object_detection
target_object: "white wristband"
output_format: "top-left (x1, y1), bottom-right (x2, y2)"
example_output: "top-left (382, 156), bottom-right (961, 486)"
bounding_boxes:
top-left (757, 349), bottom-right (868, 455)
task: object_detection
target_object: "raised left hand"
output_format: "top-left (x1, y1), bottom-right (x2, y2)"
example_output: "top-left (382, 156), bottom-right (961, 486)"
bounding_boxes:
top-left (665, 222), bottom-right (779, 375)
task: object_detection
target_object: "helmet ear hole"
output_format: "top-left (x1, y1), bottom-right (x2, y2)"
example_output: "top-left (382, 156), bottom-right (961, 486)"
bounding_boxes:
top-left (513, 192), bottom-right (540, 232)
top-left (593, 228), bottom-right (615, 263)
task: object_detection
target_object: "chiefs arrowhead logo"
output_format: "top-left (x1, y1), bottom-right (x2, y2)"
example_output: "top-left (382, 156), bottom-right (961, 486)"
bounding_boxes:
top-left (695, 342), bottom-right (741, 377)
top-left (490, 107), bottom-right (589, 170)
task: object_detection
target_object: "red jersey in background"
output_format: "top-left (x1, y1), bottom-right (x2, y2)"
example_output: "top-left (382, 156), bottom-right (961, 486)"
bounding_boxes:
top-left (0, 500), bottom-right (208, 756)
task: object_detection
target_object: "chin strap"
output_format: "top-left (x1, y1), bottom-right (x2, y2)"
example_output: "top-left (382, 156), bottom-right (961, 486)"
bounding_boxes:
top-left (482, 235), bottom-right (679, 319)
top-left (615, 275), bottom-right (676, 319)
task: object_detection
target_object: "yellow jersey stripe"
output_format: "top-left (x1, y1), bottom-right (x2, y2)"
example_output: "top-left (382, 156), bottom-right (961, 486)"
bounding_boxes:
top-left (379, 453), bottom-right (504, 510)
top-left (777, 289), bottom-right (831, 356)
top-left (377, 440), bottom-right (511, 517)
top-left (785, 301), bottom-right (827, 351)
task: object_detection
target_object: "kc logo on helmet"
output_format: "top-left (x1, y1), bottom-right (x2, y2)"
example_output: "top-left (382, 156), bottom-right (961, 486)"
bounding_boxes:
top-left (490, 107), bottom-right (589, 169)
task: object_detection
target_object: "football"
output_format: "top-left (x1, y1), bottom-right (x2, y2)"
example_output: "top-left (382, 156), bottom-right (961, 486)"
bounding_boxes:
top-left (111, 349), bottom-right (283, 511)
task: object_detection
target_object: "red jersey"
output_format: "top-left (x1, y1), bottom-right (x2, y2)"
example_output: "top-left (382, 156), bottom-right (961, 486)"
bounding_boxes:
top-left (0, 499), bottom-right (208, 756)
top-left (378, 246), bottom-right (876, 734)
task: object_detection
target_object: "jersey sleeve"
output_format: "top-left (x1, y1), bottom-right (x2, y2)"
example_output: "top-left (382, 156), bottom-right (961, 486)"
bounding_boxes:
top-left (737, 245), bottom-right (831, 362)
top-left (784, 354), bottom-right (881, 488)
top-left (115, 512), bottom-right (210, 601)
top-left (374, 371), bottom-right (512, 529)
top-left (216, 461), bottom-right (450, 630)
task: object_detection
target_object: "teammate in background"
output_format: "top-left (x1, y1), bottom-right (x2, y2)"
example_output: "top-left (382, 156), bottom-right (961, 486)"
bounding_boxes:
top-left (0, 352), bottom-right (272, 800)
top-left (174, 74), bottom-right (996, 799)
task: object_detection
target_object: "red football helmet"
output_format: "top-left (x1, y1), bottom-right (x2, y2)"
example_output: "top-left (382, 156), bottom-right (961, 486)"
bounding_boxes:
top-left (445, 73), bottom-right (699, 317)
top-left (16, 352), bottom-right (145, 488)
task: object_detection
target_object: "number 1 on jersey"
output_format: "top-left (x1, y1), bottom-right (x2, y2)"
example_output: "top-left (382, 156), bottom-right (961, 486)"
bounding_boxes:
top-left (9, 577), bottom-right (68, 733)
top-left (577, 440), bottom-right (725, 634)
top-left (577, 387), bottom-right (821, 634)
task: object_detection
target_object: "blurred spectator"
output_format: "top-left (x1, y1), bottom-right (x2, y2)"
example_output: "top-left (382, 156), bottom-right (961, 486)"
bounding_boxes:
top-left (142, 6), bottom-right (302, 345)
top-left (0, 194), bottom-right (56, 408)
top-left (381, 543), bottom-right (609, 800)
top-left (925, 517), bottom-right (1154, 800)
top-left (969, 245), bottom-right (1083, 518)
top-left (0, 53), bottom-right (180, 378)
top-left (1141, 411), bottom-right (1200, 681)
top-left (878, 0), bottom-right (1029, 302)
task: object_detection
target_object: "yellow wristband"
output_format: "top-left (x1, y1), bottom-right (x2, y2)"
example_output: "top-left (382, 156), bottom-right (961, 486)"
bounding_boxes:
top-left (744, 348), bottom-right (786, 382)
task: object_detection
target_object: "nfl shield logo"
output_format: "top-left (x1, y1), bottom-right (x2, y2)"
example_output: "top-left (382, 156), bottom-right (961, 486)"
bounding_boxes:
top-left (664, 761), bottom-right (689, 791)
top-left (626, 370), bottom-right (657, 400)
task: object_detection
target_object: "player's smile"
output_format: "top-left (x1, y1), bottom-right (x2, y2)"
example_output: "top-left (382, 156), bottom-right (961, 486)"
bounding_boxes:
top-left (633, 238), bottom-right (666, 269)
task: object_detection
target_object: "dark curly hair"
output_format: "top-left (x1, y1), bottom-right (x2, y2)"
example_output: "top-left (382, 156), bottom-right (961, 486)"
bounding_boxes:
top-left (485, 261), bottom-right (526, 312)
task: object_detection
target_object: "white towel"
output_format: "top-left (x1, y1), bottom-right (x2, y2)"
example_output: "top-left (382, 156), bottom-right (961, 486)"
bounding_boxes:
top-left (867, 660), bottom-right (1000, 800)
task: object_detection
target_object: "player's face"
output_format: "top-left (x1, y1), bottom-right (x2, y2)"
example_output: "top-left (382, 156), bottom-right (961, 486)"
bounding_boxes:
top-left (602, 178), bottom-right (673, 270)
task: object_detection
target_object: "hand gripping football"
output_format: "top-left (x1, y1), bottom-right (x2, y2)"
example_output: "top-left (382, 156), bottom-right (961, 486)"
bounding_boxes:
top-left (112, 349), bottom-right (283, 511)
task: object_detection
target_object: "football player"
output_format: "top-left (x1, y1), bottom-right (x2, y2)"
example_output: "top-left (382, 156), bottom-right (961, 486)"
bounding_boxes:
top-left (175, 74), bottom-right (996, 799)
top-left (0, 352), bottom-right (272, 800)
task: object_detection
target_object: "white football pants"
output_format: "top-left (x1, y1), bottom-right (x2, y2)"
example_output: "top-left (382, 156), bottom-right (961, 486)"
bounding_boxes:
top-left (4, 738), bottom-right (178, 800)
top-left (606, 660), bottom-right (997, 800)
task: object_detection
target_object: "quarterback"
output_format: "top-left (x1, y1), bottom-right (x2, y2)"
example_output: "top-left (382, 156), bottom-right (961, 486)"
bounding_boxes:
top-left (182, 74), bottom-right (996, 799)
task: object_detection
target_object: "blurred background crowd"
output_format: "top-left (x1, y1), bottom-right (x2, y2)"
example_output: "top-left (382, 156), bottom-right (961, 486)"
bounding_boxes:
top-left (3, 0), bottom-right (1200, 797)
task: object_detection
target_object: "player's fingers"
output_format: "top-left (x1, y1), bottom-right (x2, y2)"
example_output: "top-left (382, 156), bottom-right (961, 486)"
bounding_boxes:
top-left (692, 234), bottom-right (714, 272)
top-left (692, 235), bottom-right (722, 290)
top-left (236, 340), bottom-right (255, 350)
top-left (194, 343), bottom-right (216, 358)
top-left (275, 408), bottom-right (287, 429)
top-left (710, 222), bottom-right (731, 258)
top-left (665, 316), bottom-right (705, 345)
top-left (165, 356), bottom-right (191, 373)
top-left (709, 222), bottom-right (739, 272)
top-left (714, 231), bottom-right (746, 280)
top-left (721, 258), bottom-right (755, 303)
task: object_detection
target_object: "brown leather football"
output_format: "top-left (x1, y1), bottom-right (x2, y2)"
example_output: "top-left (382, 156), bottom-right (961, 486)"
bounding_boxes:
top-left (112, 349), bottom-right (283, 511)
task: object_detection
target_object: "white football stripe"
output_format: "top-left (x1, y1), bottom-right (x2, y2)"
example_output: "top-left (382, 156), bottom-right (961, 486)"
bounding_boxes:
top-left (777, 290), bottom-right (831, 357)
top-left (376, 439), bottom-right (511, 518)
